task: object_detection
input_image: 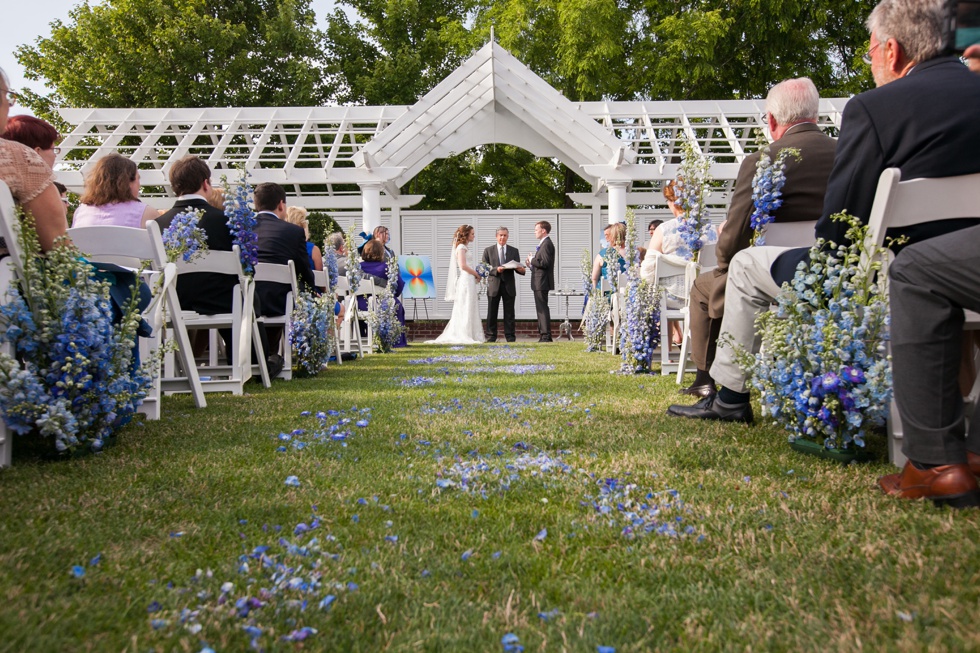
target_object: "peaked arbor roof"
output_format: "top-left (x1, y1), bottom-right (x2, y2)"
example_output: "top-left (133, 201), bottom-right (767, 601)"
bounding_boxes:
top-left (353, 41), bottom-right (635, 195)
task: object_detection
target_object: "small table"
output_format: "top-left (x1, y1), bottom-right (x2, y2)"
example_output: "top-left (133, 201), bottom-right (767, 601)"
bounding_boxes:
top-left (550, 289), bottom-right (585, 340)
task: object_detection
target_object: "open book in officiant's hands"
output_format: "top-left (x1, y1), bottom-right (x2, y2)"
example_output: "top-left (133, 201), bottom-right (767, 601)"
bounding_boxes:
top-left (501, 260), bottom-right (522, 270)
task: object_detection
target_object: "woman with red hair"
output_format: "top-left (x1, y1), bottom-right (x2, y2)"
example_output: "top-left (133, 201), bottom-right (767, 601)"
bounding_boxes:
top-left (1, 115), bottom-right (60, 169)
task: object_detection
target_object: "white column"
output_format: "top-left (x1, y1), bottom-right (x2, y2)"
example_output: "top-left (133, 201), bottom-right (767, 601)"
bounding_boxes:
top-left (360, 183), bottom-right (382, 233)
top-left (607, 182), bottom-right (628, 224)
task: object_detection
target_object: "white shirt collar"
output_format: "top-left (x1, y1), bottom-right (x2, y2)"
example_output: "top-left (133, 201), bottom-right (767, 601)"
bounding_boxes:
top-left (256, 210), bottom-right (279, 220)
top-left (177, 193), bottom-right (209, 202)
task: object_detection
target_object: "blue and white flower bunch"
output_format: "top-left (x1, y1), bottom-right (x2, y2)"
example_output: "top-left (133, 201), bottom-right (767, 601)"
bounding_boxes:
top-left (161, 207), bottom-right (208, 263)
top-left (475, 261), bottom-right (492, 296)
top-left (322, 246), bottom-right (339, 294)
top-left (581, 249), bottom-right (609, 353)
top-left (222, 167), bottom-right (259, 275)
top-left (730, 212), bottom-right (895, 450)
top-left (673, 137), bottom-right (715, 262)
top-left (618, 209), bottom-right (662, 373)
top-left (369, 256), bottom-right (405, 353)
top-left (289, 292), bottom-right (333, 376)
top-left (0, 213), bottom-right (152, 453)
top-left (749, 147), bottom-right (801, 246)
top-left (343, 226), bottom-right (363, 292)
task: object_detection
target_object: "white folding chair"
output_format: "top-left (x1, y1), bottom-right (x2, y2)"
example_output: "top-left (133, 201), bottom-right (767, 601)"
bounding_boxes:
top-left (647, 253), bottom-right (698, 376)
top-left (68, 224), bottom-right (195, 418)
top-left (254, 261), bottom-right (298, 380)
top-left (0, 181), bottom-right (20, 467)
top-left (343, 277), bottom-right (377, 354)
top-left (158, 238), bottom-right (270, 395)
top-left (335, 277), bottom-right (362, 359)
top-left (760, 220), bottom-right (817, 248)
top-left (672, 243), bottom-right (718, 384)
top-left (313, 269), bottom-right (343, 365)
top-left (864, 168), bottom-right (980, 467)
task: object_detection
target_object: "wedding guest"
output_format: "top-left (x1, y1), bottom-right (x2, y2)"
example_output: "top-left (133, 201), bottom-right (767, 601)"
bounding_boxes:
top-left (254, 183), bottom-right (316, 318)
top-left (358, 238), bottom-right (407, 348)
top-left (0, 68), bottom-right (67, 255)
top-left (966, 44), bottom-right (980, 73)
top-left (527, 220), bottom-right (555, 342)
top-left (72, 153), bottom-right (159, 228)
top-left (206, 185), bottom-right (226, 210)
top-left (1, 115), bottom-right (60, 169)
top-left (285, 205), bottom-right (323, 273)
top-left (591, 222), bottom-right (627, 287)
top-left (647, 219), bottom-right (663, 239)
top-left (372, 225), bottom-right (395, 260)
top-left (326, 231), bottom-right (349, 278)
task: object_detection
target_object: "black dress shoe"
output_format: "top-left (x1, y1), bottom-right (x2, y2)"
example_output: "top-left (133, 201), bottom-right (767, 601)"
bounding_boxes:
top-left (505, 338), bottom-right (516, 343)
top-left (680, 383), bottom-right (716, 398)
top-left (486, 337), bottom-right (497, 342)
top-left (538, 337), bottom-right (553, 342)
top-left (265, 354), bottom-right (285, 380)
top-left (667, 395), bottom-right (753, 424)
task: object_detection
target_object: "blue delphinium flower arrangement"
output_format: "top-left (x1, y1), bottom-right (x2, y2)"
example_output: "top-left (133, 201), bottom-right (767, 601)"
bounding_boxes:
top-left (222, 167), bottom-right (259, 274)
top-left (580, 249), bottom-right (609, 353)
top-left (369, 256), bottom-right (405, 353)
top-left (729, 212), bottom-right (895, 450)
top-left (160, 207), bottom-right (208, 263)
top-left (343, 226), bottom-right (363, 292)
top-left (322, 246), bottom-right (339, 294)
top-left (673, 137), bottom-right (715, 262)
top-left (0, 212), bottom-right (152, 453)
top-left (749, 147), bottom-right (801, 246)
top-left (618, 208), bottom-right (662, 373)
top-left (289, 292), bottom-right (332, 376)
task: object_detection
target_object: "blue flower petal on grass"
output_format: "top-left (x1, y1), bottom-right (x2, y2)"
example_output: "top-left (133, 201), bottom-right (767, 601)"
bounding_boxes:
top-left (169, 531), bottom-right (184, 538)
top-left (283, 627), bottom-right (317, 642)
top-left (71, 565), bottom-right (85, 578)
top-left (385, 535), bottom-right (398, 543)
top-left (534, 529), bottom-right (547, 541)
top-left (284, 476), bottom-right (301, 487)
top-left (356, 419), bottom-right (369, 428)
top-left (319, 595), bottom-right (336, 610)
top-left (150, 619), bottom-right (168, 630)
top-left (492, 551), bottom-right (502, 559)
top-left (352, 514), bottom-right (359, 523)
top-left (89, 553), bottom-right (102, 566)
top-left (461, 550), bottom-right (473, 561)
top-left (347, 582), bottom-right (359, 591)
top-left (147, 601), bottom-right (162, 613)
top-left (597, 647), bottom-right (616, 653)
top-left (472, 510), bottom-right (479, 519)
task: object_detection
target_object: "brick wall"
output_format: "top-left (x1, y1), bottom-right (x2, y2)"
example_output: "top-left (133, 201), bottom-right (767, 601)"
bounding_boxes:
top-left (406, 320), bottom-right (581, 341)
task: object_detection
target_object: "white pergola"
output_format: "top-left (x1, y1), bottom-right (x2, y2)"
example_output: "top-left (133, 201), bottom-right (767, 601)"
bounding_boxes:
top-left (56, 40), bottom-right (850, 228)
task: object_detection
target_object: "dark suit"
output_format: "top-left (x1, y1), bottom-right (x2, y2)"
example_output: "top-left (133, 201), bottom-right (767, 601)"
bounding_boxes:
top-left (771, 57), bottom-right (980, 285)
top-left (529, 235), bottom-right (555, 339)
top-left (688, 124), bottom-right (836, 371)
top-left (156, 197), bottom-right (236, 315)
top-left (254, 212), bottom-right (316, 317)
top-left (482, 243), bottom-right (524, 341)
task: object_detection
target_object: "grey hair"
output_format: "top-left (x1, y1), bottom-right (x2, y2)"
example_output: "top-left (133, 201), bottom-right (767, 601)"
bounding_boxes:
top-left (325, 231), bottom-right (345, 251)
top-left (495, 226), bottom-right (509, 235)
top-left (765, 78), bottom-right (820, 125)
top-left (866, 0), bottom-right (945, 62)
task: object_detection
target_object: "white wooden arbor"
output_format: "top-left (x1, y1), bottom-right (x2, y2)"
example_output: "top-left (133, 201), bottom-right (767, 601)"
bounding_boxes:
top-left (54, 40), bottom-right (850, 319)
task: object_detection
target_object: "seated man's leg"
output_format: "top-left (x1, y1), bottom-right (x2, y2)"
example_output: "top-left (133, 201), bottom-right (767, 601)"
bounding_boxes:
top-left (683, 274), bottom-right (718, 396)
top-left (879, 225), bottom-right (980, 507)
top-left (668, 247), bottom-right (788, 422)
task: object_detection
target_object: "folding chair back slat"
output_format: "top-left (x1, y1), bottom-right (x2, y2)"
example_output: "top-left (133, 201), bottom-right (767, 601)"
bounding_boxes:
top-left (254, 261), bottom-right (298, 379)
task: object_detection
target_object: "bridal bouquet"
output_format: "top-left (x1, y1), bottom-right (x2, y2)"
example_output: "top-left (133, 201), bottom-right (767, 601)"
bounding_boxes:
top-left (475, 262), bottom-right (492, 296)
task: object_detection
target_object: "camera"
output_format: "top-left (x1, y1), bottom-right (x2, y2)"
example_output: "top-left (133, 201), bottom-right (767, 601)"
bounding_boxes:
top-left (945, 0), bottom-right (980, 54)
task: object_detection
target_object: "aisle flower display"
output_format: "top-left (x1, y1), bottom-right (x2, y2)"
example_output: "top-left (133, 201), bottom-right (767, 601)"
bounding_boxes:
top-left (618, 209), bottom-right (662, 373)
top-left (322, 246), bottom-right (339, 294)
top-left (369, 257), bottom-right (405, 353)
top-left (673, 137), bottom-right (714, 263)
top-left (0, 214), bottom-right (152, 454)
top-left (580, 249), bottom-right (609, 353)
top-left (160, 208), bottom-right (208, 263)
top-left (222, 167), bottom-right (259, 274)
top-left (343, 226), bottom-right (363, 292)
top-left (289, 292), bottom-right (333, 376)
top-left (729, 212), bottom-right (894, 455)
top-left (749, 146), bottom-right (801, 246)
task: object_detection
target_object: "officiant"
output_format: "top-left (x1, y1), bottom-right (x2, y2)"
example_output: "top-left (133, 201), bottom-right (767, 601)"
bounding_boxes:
top-left (482, 226), bottom-right (526, 342)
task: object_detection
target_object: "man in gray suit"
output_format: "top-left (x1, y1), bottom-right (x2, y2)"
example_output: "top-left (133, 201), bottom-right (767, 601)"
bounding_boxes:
top-left (482, 226), bottom-right (526, 342)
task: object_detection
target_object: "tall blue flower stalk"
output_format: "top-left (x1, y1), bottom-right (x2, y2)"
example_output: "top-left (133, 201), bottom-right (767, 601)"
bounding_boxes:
top-left (673, 137), bottom-right (715, 263)
top-left (0, 212), bottom-right (152, 453)
top-left (369, 256), bottom-right (405, 353)
top-left (749, 147), bottom-right (801, 246)
top-left (222, 167), bottom-right (259, 274)
top-left (618, 209), bottom-right (662, 373)
top-left (322, 247), bottom-right (339, 294)
top-left (289, 292), bottom-right (332, 375)
top-left (728, 212), bottom-right (895, 450)
top-left (343, 226), bottom-right (363, 292)
top-left (581, 248), bottom-right (609, 353)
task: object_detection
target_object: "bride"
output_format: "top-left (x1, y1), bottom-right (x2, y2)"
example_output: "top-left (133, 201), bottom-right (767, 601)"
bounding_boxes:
top-left (426, 224), bottom-right (485, 344)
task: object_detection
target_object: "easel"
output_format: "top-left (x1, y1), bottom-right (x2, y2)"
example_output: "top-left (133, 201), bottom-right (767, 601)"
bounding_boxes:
top-left (406, 251), bottom-right (433, 320)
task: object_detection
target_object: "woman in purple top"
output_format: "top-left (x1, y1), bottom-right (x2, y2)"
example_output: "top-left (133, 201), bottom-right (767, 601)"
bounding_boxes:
top-left (357, 239), bottom-right (407, 348)
top-left (72, 153), bottom-right (159, 228)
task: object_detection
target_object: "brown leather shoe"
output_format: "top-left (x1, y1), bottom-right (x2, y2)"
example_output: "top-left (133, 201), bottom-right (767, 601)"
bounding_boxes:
top-left (967, 451), bottom-right (980, 477)
top-left (878, 461), bottom-right (980, 509)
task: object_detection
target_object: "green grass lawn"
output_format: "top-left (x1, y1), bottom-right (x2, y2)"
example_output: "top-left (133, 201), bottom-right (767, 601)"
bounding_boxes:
top-left (1, 342), bottom-right (978, 652)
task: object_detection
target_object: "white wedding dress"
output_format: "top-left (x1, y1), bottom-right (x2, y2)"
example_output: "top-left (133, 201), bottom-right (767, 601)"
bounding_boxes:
top-left (426, 244), bottom-right (485, 345)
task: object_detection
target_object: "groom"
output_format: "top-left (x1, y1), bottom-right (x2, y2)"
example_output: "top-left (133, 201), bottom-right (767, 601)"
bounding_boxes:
top-left (482, 226), bottom-right (526, 342)
top-left (526, 220), bottom-right (555, 342)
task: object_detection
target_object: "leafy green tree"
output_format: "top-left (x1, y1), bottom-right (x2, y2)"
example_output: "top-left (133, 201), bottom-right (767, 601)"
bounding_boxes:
top-left (16, 0), bottom-right (331, 123)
